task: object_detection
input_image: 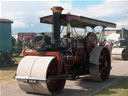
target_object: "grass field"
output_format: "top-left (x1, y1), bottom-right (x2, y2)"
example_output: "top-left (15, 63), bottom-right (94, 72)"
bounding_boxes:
top-left (94, 77), bottom-right (128, 96)
top-left (0, 56), bottom-right (23, 86)
top-left (0, 66), bottom-right (17, 86)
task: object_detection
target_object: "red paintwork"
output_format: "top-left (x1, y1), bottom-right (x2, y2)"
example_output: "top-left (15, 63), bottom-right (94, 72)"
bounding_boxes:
top-left (43, 52), bottom-right (63, 74)
top-left (65, 55), bottom-right (80, 66)
top-left (40, 14), bottom-right (80, 24)
top-left (18, 33), bottom-right (35, 40)
top-left (24, 52), bottom-right (40, 56)
top-left (24, 51), bottom-right (62, 74)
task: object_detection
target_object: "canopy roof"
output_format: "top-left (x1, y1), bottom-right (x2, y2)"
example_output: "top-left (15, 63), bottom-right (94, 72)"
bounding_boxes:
top-left (0, 18), bottom-right (13, 23)
top-left (40, 14), bottom-right (116, 28)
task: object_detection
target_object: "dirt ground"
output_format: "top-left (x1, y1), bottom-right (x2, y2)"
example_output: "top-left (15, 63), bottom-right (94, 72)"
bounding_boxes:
top-left (0, 60), bottom-right (128, 96)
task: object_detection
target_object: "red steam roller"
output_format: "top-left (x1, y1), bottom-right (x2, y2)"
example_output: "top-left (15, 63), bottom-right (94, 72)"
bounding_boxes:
top-left (15, 6), bottom-right (116, 95)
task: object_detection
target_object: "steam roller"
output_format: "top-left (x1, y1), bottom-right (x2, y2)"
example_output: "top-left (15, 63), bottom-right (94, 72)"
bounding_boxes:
top-left (111, 28), bottom-right (128, 60)
top-left (111, 48), bottom-right (128, 60)
top-left (15, 6), bottom-right (116, 95)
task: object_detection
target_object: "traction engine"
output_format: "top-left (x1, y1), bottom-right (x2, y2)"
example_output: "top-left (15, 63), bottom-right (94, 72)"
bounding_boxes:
top-left (15, 7), bottom-right (116, 95)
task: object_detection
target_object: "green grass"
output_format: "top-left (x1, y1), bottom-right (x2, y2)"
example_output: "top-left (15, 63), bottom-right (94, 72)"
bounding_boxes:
top-left (93, 77), bottom-right (128, 96)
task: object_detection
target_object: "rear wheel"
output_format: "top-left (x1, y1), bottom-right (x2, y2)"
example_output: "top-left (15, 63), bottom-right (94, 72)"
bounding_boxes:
top-left (99, 48), bottom-right (111, 81)
top-left (89, 47), bottom-right (111, 81)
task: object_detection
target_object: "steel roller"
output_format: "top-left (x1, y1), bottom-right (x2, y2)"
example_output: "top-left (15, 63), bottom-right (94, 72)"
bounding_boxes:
top-left (111, 48), bottom-right (127, 60)
top-left (15, 56), bottom-right (66, 95)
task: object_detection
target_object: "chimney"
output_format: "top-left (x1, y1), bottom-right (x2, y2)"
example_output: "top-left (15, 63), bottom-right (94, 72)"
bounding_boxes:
top-left (51, 6), bottom-right (64, 49)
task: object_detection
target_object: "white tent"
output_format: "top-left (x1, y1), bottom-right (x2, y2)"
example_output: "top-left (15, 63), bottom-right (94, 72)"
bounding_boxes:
top-left (106, 33), bottom-right (120, 42)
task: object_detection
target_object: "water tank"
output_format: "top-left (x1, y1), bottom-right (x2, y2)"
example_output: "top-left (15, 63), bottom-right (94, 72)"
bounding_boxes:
top-left (0, 19), bottom-right (13, 51)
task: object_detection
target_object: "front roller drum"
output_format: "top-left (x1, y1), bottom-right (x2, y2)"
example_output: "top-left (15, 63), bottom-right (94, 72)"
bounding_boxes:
top-left (111, 48), bottom-right (128, 60)
top-left (89, 47), bottom-right (111, 81)
top-left (15, 56), bottom-right (66, 95)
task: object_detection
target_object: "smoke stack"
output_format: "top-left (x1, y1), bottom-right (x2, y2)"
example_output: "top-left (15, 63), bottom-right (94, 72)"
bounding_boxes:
top-left (51, 6), bottom-right (64, 49)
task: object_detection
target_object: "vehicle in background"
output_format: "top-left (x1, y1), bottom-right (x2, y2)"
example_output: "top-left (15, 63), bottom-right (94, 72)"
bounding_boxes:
top-left (111, 28), bottom-right (128, 60)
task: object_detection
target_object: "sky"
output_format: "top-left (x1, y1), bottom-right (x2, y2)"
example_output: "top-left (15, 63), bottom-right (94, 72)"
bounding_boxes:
top-left (1, 0), bottom-right (128, 33)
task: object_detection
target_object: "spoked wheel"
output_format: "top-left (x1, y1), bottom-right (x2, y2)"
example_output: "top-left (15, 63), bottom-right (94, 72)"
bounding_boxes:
top-left (46, 58), bottom-right (66, 95)
top-left (89, 47), bottom-right (111, 81)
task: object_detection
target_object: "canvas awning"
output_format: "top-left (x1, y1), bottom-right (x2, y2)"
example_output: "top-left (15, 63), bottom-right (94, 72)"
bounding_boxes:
top-left (40, 14), bottom-right (116, 28)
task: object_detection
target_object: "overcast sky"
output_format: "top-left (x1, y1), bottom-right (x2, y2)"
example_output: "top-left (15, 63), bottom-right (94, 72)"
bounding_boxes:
top-left (1, 0), bottom-right (128, 33)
